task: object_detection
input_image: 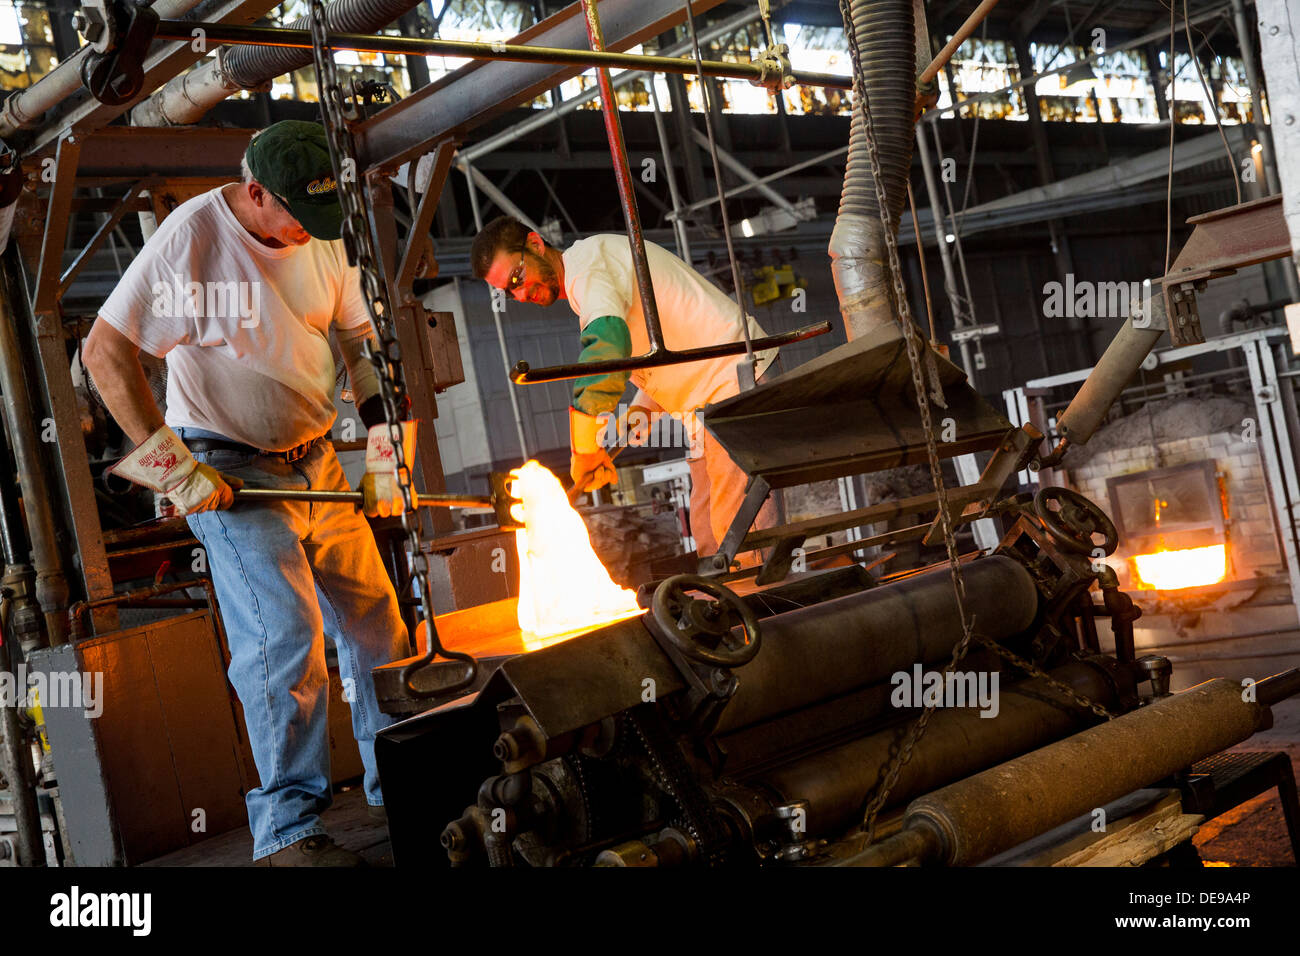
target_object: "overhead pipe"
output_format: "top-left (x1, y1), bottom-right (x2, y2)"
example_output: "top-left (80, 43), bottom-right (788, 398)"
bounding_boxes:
top-left (828, 0), bottom-right (916, 340)
top-left (132, 0), bottom-right (427, 126)
top-left (918, 0), bottom-right (1000, 86)
top-left (0, 0), bottom-right (211, 137)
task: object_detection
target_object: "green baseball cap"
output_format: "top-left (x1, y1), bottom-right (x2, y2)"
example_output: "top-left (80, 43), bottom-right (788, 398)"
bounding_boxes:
top-left (245, 120), bottom-right (342, 241)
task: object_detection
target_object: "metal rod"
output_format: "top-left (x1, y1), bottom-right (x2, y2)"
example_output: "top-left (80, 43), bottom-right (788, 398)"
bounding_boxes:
top-left (579, 0), bottom-right (665, 352)
top-left (919, 0), bottom-right (1001, 85)
top-left (687, 128), bottom-right (807, 225)
top-left (234, 487), bottom-right (494, 508)
top-left (682, 0), bottom-right (753, 373)
top-left (649, 81), bottom-right (691, 261)
top-left (150, 20), bottom-right (852, 89)
top-left (0, 249), bottom-right (69, 647)
top-left (58, 179), bottom-right (152, 297)
top-left (914, 125), bottom-right (974, 382)
top-left (510, 320), bottom-right (830, 383)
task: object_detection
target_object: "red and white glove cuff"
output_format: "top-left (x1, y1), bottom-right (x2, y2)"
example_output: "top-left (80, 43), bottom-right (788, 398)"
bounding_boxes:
top-left (365, 421), bottom-right (417, 476)
top-left (108, 425), bottom-right (198, 495)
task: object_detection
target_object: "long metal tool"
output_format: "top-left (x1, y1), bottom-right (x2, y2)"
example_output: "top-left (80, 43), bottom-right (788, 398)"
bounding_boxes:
top-left (308, 0), bottom-right (476, 696)
top-left (235, 488), bottom-right (492, 508)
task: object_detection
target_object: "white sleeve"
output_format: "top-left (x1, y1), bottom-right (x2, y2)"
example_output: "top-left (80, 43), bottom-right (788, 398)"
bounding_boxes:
top-left (335, 323), bottom-right (379, 405)
top-left (568, 246), bottom-right (635, 330)
top-left (332, 248), bottom-right (372, 332)
top-left (97, 234), bottom-right (195, 358)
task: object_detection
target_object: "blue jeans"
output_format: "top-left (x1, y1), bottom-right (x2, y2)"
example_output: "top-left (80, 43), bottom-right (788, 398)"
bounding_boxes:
top-left (180, 429), bottom-right (408, 859)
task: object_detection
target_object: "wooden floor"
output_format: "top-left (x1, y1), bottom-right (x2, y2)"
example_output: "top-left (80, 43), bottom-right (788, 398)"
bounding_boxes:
top-left (141, 784), bottom-right (394, 867)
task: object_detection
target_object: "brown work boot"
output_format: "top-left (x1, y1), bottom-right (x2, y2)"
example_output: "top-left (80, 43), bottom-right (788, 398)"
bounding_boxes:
top-left (367, 804), bottom-right (387, 825)
top-left (256, 834), bottom-right (367, 867)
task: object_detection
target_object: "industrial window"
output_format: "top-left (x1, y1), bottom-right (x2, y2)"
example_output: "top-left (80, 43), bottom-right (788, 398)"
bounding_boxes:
top-left (0, 0), bottom-right (58, 91)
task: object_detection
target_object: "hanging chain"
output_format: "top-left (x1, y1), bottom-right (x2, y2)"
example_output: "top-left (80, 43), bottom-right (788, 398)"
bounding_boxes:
top-left (309, 0), bottom-right (474, 696)
top-left (837, 0), bottom-right (983, 844)
top-left (837, 0), bottom-right (1119, 828)
top-left (979, 638), bottom-right (1117, 721)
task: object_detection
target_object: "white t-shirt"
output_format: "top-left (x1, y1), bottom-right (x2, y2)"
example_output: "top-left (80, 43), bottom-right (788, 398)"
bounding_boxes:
top-left (98, 185), bottom-right (369, 451)
top-left (562, 236), bottom-right (776, 415)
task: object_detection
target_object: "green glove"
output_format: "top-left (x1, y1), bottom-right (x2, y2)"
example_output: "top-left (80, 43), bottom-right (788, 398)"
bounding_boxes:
top-left (572, 315), bottom-right (632, 417)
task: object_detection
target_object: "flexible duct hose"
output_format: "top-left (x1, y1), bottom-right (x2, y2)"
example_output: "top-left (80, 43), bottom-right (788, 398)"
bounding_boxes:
top-left (132, 0), bottom-right (424, 125)
top-left (828, 0), bottom-right (915, 340)
top-left (223, 0), bottom-right (422, 88)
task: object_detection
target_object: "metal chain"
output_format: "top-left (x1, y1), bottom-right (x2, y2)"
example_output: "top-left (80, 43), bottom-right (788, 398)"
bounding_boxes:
top-left (308, 0), bottom-right (474, 695)
top-left (837, 0), bottom-right (981, 845)
top-left (978, 638), bottom-right (1117, 721)
top-left (629, 705), bottom-right (729, 866)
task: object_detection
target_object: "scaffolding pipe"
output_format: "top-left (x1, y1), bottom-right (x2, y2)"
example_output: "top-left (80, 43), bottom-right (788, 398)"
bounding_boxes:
top-left (649, 82), bottom-right (691, 261)
top-left (914, 125), bottom-right (974, 382)
top-left (0, 250), bottom-right (69, 647)
top-left (146, 20), bottom-right (852, 90)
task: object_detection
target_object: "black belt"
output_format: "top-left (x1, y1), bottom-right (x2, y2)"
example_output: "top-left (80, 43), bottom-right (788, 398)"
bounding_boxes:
top-left (187, 434), bottom-right (328, 463)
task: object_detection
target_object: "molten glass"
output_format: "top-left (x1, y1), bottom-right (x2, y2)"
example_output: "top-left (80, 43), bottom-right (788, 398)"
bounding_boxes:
top-left (510, 460), bottom-right (642, 647)
top-left (1133, 544), bottom-right (1227, 591)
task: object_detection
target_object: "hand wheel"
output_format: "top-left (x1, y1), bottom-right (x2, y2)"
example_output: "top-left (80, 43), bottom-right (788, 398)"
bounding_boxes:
top-left (1033, 486), bottom-right (1119, 556)
top-left (651, 574), bottom-right (761, 668)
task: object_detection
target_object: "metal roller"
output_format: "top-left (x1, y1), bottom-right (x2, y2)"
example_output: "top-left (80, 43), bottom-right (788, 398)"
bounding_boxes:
top-left (751, 659), bottom-right (1123, 840)
top-left (714, 555), bottom-right (1038, 733)
top-left (846, 672), bottom-right (1298, 866)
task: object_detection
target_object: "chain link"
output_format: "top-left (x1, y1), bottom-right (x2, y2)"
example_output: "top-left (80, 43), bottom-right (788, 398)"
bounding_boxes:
top-left (836, 0), bottom-right (1119, 831)
top-left (978, 638), bottom-right (1117, 721)
top-left (838, 0), bottom-right (984, 844)
top-left (309, 0), bottom-right (474, 695)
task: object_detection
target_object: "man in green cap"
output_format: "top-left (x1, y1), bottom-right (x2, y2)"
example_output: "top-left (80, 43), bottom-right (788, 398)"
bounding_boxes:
top-left (83, 120), bottom-right (411, 866)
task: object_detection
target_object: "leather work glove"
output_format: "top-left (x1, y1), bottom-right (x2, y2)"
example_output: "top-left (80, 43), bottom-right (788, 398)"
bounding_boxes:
top-left (361, 421), bottom-right (417, 518)
top-left (617, 403), bottom-right (655, 447)
top-left (108, 425), bottom-right (242, 515)
top-left (569, 407), bottom-right (618, 493)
